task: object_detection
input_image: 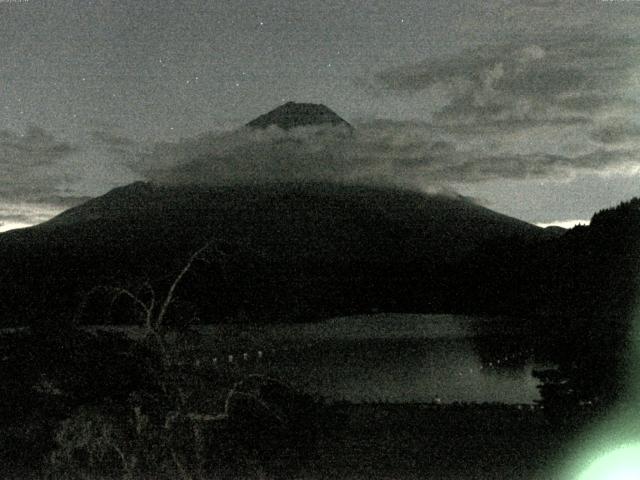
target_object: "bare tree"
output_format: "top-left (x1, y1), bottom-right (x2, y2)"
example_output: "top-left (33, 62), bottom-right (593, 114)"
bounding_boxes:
top-left (50, 241), bottom-right (223, 480)
top-left (49, 240), bottom-right (311, 480)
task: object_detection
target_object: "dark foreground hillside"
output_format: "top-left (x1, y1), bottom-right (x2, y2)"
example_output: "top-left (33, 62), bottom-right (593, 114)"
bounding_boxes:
top-left (0, 401), bottom-right (576, 480)
top-left (0, 323), bottom-right (593, 480)
top-left (305, 403), bottom-right (570, 480)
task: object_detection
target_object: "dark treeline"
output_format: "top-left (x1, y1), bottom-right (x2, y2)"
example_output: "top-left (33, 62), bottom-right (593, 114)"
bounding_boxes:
top-left (453, 198), bottom-right (640, 323)
top-left (456, 198), bottom-right (640, 423)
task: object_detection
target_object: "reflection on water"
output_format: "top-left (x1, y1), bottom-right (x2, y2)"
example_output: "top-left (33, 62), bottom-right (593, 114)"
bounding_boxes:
top-left (196, 314), bottom-right (550, 404)
top-left (263, 338), bottom-right (544, 404)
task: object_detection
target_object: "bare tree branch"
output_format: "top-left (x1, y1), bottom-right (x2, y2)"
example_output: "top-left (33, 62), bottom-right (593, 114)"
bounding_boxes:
top-left (110, 287), bottom-right (153, 322)
top-left (156, 241), bottom-right (215, 329)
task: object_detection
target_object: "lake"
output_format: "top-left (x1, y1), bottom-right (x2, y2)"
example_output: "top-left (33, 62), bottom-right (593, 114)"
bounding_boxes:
top-left (190, 313), bottom-right (550, 404)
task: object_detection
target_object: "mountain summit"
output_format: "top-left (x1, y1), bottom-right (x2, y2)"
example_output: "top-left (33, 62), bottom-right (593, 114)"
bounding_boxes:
top-left (246, 101), bottom-right (352, 130)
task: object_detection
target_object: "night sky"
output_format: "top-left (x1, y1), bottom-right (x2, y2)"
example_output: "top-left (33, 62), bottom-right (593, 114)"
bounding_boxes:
top-left (1, 0), bottom-right (640, 231)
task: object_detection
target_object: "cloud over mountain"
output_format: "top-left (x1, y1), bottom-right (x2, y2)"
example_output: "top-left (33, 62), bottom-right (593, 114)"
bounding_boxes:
top-left (126, 118), bottom-right (638, 191)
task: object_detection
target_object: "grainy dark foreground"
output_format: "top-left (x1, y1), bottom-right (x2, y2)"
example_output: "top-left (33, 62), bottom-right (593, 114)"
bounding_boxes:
top-left (2, 403), bottom-right (577, 480)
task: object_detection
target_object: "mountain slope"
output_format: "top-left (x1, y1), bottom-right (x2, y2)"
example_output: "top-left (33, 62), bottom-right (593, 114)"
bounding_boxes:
top-left (245, 102), bottom-right (352, 130)
top-left (0, 182), bottom-right (548, 325)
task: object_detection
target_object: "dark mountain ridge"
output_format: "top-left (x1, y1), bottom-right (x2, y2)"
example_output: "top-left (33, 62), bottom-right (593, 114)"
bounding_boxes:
top-left (0, 181), bottom-right (547, 326)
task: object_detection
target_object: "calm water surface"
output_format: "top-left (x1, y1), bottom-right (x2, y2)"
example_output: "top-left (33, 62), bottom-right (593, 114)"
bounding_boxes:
top-left (194, 314), bottom-right (549, 404)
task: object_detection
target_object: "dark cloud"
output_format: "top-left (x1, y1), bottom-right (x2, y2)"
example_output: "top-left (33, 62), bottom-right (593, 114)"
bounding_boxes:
top-left (125, 121), bottom-right (639, 190)
top-left (0, 126), bottom-right (75, 166)
top-left (556, 94), bottom-right (622, 114)
top-left (439, 149), bottom-right (637, 182)
top-left (142, 124), bottom-right (372, 185)
top-left (525, 0), bottom-right (562, 7)
top-left (90, 130), bottom-right (137, 148)
top-left (31, 195), bottom-right (93, 209)
top-left (590, 120), bottom-right (640, 145)
top-left (0, 125), bottom-right (91, 229)
top-left (0, 126), bottom-right (78, 200)
top-left (373, 33), bottom-right (640, 130)
top-left (88, 129), bottom-right (143, 168)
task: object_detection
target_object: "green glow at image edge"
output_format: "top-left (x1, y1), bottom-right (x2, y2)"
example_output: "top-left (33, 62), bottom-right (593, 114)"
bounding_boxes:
top-left (577, 444), bottom-right (640, 479)
top-left (575, 298), bottom-right (640, 480)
